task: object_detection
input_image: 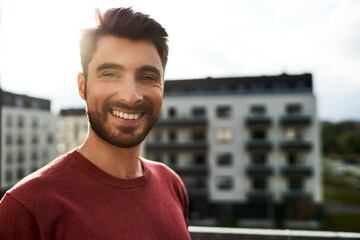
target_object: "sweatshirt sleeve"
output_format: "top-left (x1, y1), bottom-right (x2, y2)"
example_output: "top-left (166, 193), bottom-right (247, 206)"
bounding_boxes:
top-left (0, 193), bottom-right (42, 240)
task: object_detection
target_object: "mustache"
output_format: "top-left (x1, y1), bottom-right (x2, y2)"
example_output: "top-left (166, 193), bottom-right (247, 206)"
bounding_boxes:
top-left (104, 101), bottom-right (152, 112)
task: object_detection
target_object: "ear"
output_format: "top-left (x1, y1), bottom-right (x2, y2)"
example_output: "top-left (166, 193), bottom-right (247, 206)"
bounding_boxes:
top-left (78, 73), bottom-right (86, 100)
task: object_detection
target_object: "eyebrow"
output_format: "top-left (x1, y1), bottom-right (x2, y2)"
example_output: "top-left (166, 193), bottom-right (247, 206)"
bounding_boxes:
top-left (96, 63), bottom-right (125, 72)
top-left (136, 65), bottom-right (161, 78)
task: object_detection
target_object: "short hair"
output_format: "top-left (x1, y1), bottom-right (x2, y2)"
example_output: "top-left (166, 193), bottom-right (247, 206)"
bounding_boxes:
top-left (79, 7), bottom-right (169, 78)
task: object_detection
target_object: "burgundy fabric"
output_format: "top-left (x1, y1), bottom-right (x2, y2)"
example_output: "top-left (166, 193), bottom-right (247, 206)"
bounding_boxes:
top-left (0, 150), bottom-right (190, 240)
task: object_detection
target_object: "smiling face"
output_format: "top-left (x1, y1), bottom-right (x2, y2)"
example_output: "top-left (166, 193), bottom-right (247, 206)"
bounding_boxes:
top-left (78, 35), bottom-right (164, 148)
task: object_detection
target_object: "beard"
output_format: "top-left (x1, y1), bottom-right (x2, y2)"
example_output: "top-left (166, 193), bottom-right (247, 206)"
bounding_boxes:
top-left (86, 100), bottom-right (161, 148)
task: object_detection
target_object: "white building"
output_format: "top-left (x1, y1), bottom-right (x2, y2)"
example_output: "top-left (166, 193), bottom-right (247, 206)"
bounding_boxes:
top-left (57, 108), bottom-right (87, 156)
top-left (144, 73), bottom-right (322, 228)
top-left (0, 90), bottom-right (58, 194)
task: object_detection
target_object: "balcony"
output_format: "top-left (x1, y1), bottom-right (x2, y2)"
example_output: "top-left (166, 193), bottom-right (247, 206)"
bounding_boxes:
top-left (245, 140), bottom-right (273, 152)
top-left (282, 190), bottom-right (312, 202)
top-left (280, 140), bottom-right (312, 152)
top-left (146, 140), bottom-right (208, 153)
top-left (245, 116), bottom-right (272, 128)
top-left (281, 165), bottom-right (313, 177)
top-left (246, 165), bottom-right (273, 177)
top-left (155, 117), bottom-right (208, 127)
top-left (186, 188), bottom-right (208, 199)
top-left (247, 189), bottom-right (272, 202)
top-left (189, 226), bottom-right (360, 240)
top-left (169, 164), bottom-right (209, 175)
top-left (280, 115), bottom-right (312, 126)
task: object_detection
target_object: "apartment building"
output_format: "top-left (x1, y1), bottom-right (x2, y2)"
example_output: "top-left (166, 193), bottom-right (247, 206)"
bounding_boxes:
top-left (0, 90), bottom-right (57, 194)
top-left (143, 73), bottom-right (322, 228)
top-left (57, 108), bottom-right (87, 156)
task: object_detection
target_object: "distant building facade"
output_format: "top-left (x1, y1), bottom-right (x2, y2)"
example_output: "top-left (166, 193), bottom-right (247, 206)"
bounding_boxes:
top-left (0, 91), bottom-right (57, 194)
top-left (57, 108), bottom-right (87, 156)
top-left (144, 73), bottom-right (322, 228)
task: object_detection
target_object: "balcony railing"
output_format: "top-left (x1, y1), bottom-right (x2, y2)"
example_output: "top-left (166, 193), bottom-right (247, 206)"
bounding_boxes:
top-left (146, 140), bottom-right (208, 153)
top-left (245, 140), bottom-right (273, 151)
top-left (155, 117), bottom-right (208, 127)
top-left (281, 165), bottom-right (313, 177)
top-left (280, 114), bottom-right (312, 126)
top-left (245, 116), bottom-right (272, 127)
top-left (189, 226), bottom-right (360, 240)
top-left (246, 165), bottom-right (273, 177)
top-left (169, 164), bottom-right (209, 175)
top-left (247, 189), bottom-right (272, 201)
top-left (280, 139), bottom-right (312, 151)
top-left (186, 188), bottom-right (208, 199)
top-left (282, 190), bottom-right (312, 202)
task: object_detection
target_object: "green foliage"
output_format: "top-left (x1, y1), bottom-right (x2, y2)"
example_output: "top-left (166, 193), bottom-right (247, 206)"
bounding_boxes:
top-left (321, 121), bottom-right (360, 155)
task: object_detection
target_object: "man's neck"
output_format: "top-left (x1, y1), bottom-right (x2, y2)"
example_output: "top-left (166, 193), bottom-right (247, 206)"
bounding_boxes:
top-left (78, 130), bottom-right (143, 179)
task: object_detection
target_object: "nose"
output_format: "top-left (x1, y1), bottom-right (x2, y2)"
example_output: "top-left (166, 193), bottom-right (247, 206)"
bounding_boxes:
top-left (116, 76), bottom-right (143, 106)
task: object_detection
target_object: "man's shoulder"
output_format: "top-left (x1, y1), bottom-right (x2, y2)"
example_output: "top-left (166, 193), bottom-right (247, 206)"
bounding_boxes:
top-left (7, 151), bottom-right (75, 200)
top-left (141, 158), bottom-right (184, 185)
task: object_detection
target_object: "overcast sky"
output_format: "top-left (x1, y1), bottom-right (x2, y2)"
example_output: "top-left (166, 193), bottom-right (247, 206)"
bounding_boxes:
top-left (0, 0), bottom-right (359, 122)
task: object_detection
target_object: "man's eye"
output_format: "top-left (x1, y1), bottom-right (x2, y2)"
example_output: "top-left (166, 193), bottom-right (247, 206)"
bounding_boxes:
top-left (141, 75), bottom-right (157, 81)
top-left (102, 72), bottom-right (119, 78)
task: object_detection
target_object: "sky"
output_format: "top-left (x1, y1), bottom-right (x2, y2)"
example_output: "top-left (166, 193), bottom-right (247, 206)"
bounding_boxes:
top-left (0, 0), bottom-right (359, 122)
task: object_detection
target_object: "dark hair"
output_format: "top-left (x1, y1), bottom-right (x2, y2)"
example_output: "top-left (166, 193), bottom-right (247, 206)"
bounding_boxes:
top-left (79, 7), bottom-right (169, 78)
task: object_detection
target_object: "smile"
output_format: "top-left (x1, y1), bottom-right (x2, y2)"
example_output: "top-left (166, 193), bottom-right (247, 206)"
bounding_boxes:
top-left (112, 110), bottom-right (141, 120)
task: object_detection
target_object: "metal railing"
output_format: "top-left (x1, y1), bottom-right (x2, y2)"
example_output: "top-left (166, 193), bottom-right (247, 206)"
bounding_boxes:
top-left (189, 226), bottom-right (360, 240)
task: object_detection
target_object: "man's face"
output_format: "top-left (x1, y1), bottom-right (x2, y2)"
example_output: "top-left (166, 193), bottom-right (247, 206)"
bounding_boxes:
top-left (78, 36), bottom-right (164, 148)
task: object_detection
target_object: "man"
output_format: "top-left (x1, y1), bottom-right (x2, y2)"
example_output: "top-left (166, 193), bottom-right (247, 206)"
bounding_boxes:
top-left (0, 7), bottom-right (191, 240)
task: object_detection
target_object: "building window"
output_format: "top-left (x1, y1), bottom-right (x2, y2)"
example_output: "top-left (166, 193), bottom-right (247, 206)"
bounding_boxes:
top-left (17, 115), bottom-right (25, 128)
top-left (154, 131), bottom-right (162, 142)
top-left (289, 178), bottom-right (303, 190)
top-left (40, 117), bottom-right (50, 128)
top-left (15, 97), bottom-right (25, 107)
top-left (192, 107), bottom-right (206, 118)
top-left (17, 151), bottom-right (25, 163)
top-left (6, 134), bottom-right (13, 145)
top-left (17, 134), bottom-right (25, 145)
top-left (6, 152), bottom-right (13, 164)
top-left (47, 134), bottom-right (54, 144)
top-left (216, 128), bottom-right (234, 143)
top-left (31, 100), bottom-right (41, 109)
top-left (284, 128), bottom-right (302, 140)
top-left (192, 131), bottom-right (206, 141)
top-left (252, 154), bottom-right (266, 164)
top-left (287, 154), bottom-right (298, 165)
top-left (286, 104), bottom-right (302, 115)
top-left (217, 153), bottom-right (233, 166)
top-left (6, 170), bottom-right (13, 182)
top-left (17, 168), bottom-right (25, 180)
top-left (250, 105), bottom-right (266, 116)
top-left (193, 154), bottom-right (206, 165)
top-left (42, 150), bottom-right (49, 160)
top-left (6, 115), bottom-right (13, 127)
top-left (168, 107), bottom-right (177, 118)
top-left (31, 134), bottom-right (39, 145)
top-left (169, 154), bottom-right (177, 165)
top-left (31, 151), bottom-right (39, 161)
top-left (252, 178), bottom-right (267, 190)
top-left (31, 117), bottom-right (39, 128)
top-left (251, 130), bottom-right (266, 140)
top-left (168, 131), bottom-right (177, 142)
top-left (216, 106), bottom-right (232, 118)
top-left (216, 176), bottom-right (233, 190)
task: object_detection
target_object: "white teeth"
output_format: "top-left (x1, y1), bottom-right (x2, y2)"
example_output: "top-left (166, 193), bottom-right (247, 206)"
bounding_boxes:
top-left (112, 110), bottom-right (140, 120)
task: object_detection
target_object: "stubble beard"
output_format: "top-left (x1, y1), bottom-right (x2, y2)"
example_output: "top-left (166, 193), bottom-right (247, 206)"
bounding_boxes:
top-left (86, 101), bottom-right (160, 148)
